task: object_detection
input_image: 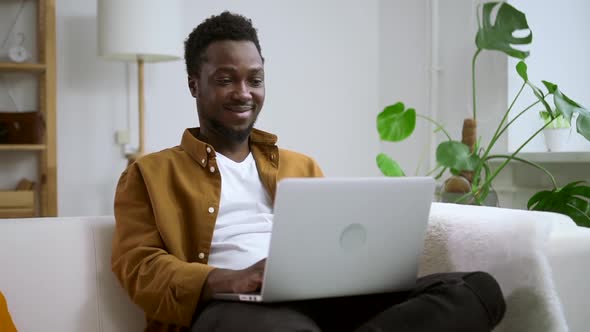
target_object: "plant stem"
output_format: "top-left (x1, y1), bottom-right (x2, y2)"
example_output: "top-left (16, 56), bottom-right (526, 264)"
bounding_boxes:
top-left (477, 120), bottom-right (555, 192)
top-left (434, 166), bottom-right (447, 180)
top-left (416, 114), bottom-right (452, 140)
top-left (425, 165), bottom-right (448, 180)
top-left (472, 98), bottom-right (540, 188)
top-left (496, 100), bottom-right (541, 139)
top-left (495, 83), bottom-right (526, 139)
top-left (476, 162), bottom-right (493, 204)
top-left (485, 155), bottom-right (558, 189)
top-left (466, 48), bottom-right (482, 188)
top-left (425, 164), bottom-right (443, 176)
top-left (470, 164), bottom-right (493, 205)
top-left (472, 49), bottom-right (482, 121)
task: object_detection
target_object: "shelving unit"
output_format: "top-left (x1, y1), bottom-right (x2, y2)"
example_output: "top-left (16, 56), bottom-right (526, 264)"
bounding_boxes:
top-left (0, 62), bottom-right (46, 72)
top-left (0, 144), bottom-right (46, 151)
top-left (0, 0), bottom-right (57, 217)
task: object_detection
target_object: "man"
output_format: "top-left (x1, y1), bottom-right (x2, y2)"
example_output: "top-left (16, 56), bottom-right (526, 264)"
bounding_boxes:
top-left (112, 11), bottom-right (506, 332)
top-left (0, 291), bottom-right (17, 332)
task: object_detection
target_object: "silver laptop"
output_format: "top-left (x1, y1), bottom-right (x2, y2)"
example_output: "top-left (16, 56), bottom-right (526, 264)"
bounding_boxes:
top-left (212, 176), bottom-right (435, 302)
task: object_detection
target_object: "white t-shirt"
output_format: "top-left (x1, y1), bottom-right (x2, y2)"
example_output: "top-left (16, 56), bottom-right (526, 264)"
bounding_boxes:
top-left (207, 152), bottom-right (274, 270)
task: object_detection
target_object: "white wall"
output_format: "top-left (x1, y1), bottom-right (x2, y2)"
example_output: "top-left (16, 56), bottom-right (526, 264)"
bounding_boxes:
top-left (378, 0), bottom-right (509, 178)
top-left (508, 0), bottom-right (590, 152)
top-left (436, 0), bottom-right (508, 155)
top-left (378, 0), bottom-right (432, 176)
top-left (50, 0), bottom-right (381, 216)
top-left (430, 0), bottom-right (590, 209)
top-left (7, 0), bottom-right (584, 216)
top-left (503, 0), bottom-right (590, 208)
top-left (432, 0), bottom-right (590, 209)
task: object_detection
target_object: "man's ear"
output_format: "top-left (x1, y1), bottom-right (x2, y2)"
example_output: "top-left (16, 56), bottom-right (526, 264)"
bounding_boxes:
top-left (188, 75), bottom-right (198, 98)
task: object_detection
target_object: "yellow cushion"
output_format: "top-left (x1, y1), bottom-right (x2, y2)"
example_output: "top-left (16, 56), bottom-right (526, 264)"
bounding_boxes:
top-left (0, 291), bottom-right (17, 332)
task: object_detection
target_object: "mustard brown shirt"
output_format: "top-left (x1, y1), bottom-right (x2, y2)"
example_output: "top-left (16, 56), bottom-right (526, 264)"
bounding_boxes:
top-left (0, 291), bottom-right (17, 332)
top-left (111, 128), bottom-right (323, 332)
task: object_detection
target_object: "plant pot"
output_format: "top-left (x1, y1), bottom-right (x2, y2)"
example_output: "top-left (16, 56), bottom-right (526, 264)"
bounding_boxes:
top-left (435, 184), bottom-right (499, 207)
top-left (542, 128), bottom-right (590, 152)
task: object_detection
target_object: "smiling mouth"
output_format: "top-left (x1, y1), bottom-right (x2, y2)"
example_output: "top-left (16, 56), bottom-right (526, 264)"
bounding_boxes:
top-left (224, 105), bottom-right (254, 113)
top-left (224, 106), bottom-right (254, 115)
top-left (223, 106), bottom-right (255, 120)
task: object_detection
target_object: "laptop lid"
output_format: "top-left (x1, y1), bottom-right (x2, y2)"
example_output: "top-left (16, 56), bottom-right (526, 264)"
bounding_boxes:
top-left (259, 176), bottom-right (434, 302)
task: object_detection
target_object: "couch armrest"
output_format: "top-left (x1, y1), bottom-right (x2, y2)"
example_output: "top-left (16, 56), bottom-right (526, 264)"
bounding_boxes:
top-left (547, 226), bottom-right (590, 332)
top-left (422, 203), bottom-right (573, 332)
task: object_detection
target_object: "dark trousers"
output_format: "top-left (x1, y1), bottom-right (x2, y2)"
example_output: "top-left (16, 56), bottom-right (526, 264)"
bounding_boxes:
top-left (192, 271), bottom-right (506, 332)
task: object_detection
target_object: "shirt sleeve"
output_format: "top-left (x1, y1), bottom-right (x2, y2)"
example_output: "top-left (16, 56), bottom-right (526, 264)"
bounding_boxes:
top-left (0, 292), bottom-right (17, 332)
top-left (309, 157), bottom-right (324, 177)
top-left (111, 164), bottom-right (214, 327)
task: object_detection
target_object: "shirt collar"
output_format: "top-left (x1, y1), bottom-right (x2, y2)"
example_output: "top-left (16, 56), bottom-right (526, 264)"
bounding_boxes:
top-left (180, 127), bottom-right (278, 168)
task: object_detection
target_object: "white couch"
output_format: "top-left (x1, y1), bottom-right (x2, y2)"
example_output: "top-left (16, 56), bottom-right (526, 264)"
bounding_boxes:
top-left (1, 203), bottom-right (589, 332)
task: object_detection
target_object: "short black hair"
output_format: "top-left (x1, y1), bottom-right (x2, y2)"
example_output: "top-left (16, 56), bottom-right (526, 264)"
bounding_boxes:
top-left (184, 11), bottom-right (263, 75)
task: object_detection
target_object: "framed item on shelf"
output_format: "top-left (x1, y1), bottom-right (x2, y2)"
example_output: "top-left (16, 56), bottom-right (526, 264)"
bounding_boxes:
top-left (0, 111), bottom-right (44, 144)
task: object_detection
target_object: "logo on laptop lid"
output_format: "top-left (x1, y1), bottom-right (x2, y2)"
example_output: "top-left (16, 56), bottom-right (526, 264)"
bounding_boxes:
top-left (340, 223), bottom-right (367, 251)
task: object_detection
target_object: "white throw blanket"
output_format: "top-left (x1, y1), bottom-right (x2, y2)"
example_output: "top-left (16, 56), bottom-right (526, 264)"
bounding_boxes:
top-left (419, 203), bottom-right (576, 332)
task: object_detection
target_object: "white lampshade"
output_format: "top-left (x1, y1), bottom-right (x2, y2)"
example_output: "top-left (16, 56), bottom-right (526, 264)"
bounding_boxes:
top-left (98, 0), bottom-right (183, 62)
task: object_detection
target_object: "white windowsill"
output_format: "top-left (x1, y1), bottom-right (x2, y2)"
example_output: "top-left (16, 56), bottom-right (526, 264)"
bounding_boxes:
top-left (489, 152), bottom-right (590, 164)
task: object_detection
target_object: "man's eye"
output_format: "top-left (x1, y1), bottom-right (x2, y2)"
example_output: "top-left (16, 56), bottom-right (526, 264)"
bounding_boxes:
top-left (216, 78), bottom-right (232, 85)
top-left (250, 78), bottom-right (264, 87)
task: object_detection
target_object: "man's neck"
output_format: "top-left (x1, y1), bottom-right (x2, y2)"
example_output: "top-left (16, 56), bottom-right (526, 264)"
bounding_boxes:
top-left (197, 128), bottom-right (251, 162)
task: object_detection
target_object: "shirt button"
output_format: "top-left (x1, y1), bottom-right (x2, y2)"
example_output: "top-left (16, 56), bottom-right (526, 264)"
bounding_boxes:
top-left (208, 207), bottom-right (215, 214)
top-left (206, 147), bottom-right (212, 153)
top-left (201, 158), bottom-right (206, 165)
top-left (198, 252), bottom-right (205, 260)
top-left (209, 166), bottom-right (216, 173)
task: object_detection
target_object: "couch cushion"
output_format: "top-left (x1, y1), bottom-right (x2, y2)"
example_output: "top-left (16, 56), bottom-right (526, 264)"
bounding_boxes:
top-left (0, 217), bottom-right (144, 332)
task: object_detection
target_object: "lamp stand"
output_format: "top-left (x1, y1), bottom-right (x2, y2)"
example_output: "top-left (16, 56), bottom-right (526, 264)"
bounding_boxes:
top-left (127, 58), bottom-right (145, 166)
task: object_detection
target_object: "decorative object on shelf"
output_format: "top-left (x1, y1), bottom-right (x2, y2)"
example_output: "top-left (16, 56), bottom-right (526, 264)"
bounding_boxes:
top-left (0, 0), bottom-right (28, 62)
top-left (0, 177), bottom-right (36, 218)
top-left (97, 0), bottom-right (183, 165)
top-left (0, 111), bottom-right (44, 144)
top-left (376, 2), bottom-right (590, 226)
top-left (435, 184), bottom-right (499, 207)
top-left (7, 33), bottom-right (30, 63)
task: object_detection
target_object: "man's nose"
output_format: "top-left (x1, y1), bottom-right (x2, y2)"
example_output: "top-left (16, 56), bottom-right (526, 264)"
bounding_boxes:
top-left (232, 82), bottom-right (252, 102)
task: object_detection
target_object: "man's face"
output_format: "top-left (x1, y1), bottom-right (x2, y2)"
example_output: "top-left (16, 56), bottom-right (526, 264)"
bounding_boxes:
top-left (189, 40), bottom-right (265, 142)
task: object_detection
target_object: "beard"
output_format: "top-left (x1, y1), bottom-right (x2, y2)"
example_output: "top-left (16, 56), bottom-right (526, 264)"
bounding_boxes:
top-left (207, 116), bottom-right (257, 143)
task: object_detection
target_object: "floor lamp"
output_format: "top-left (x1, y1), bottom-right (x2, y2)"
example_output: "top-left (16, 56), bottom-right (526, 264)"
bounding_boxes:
top-left (97, 0), bottom-right (183, 165)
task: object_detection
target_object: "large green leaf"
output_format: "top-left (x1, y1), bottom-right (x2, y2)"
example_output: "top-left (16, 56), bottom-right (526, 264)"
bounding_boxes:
top-left (543, 85), bottom-right (590, 141)
top-left (552, 89), bottom-right (590, 141)
top-left (475, 2), bottom-right (532, 59)
top-left (554, 90), bottom-right (581, 122)
top-left (516, 61), bottom-right (528, 81)
top-left (528, 181), bottom-right (590, 227)
top-left (527, 190), bottom-right (549, 209)
top-left (376, 153), bottom-right (405, 177)
top-left (436, 141), bottom-right (481, 171)
top-left (542, 80), bottom-right (557, 94)
top-left (377, 102), bottom-right (416, 142)
top-left (576, 112), bottom-right (590, 141)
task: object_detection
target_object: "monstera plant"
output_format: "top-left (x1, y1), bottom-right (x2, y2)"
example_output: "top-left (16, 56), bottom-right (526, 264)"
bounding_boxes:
top-left (376, 2), bottom-right (590, 227)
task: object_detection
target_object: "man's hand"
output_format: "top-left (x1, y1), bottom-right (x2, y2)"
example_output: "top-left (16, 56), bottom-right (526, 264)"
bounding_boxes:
top-left (202, 259), bottom-right (266, 297)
